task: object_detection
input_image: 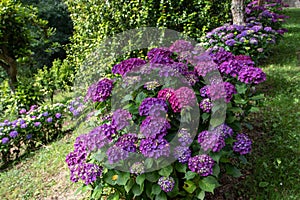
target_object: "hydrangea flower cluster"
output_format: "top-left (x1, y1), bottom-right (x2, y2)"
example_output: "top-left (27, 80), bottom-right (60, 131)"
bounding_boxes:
top-left (233, 133), bottom-right (252, 155)
top-left (168, 87), bottom-right (196, 113)
top-left (197, 130), bottom-right (225, 152)
top-left (112, 58), bottom-right (147, 76)
top-left (158, 176), bottom-right (175, 192)
top-left (85, 78), bottom-right (114, 102)
top-left (140, 116), bottom-right (171, 139)
top-left (139, 98), bottom-right (168, 116)
top-left (111, 109), bottom-right (132, 130)
top-left (139, 138), bottom-right (170, 159)
top-left (188, 154), bottom-right (215, 176)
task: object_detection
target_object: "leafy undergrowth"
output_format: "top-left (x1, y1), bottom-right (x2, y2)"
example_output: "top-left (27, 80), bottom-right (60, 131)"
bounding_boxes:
top-left (0, 8), bottom-right (299, 200)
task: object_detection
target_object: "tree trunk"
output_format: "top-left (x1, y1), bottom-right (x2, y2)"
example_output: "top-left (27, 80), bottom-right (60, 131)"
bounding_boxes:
top-left (0, 53), bottom-right (18, 92)
top-left (231, 0), bottom-right (245, 26)
top-left (258, 0), bottom-right (265, 6)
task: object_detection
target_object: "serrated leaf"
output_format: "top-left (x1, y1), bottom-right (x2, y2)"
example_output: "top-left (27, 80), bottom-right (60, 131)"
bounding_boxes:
top-left (175, 162), bottom-right (187, 173)
top-left (199, 176), bottom-right (220, 194)
top-left (116, 171), bottom-right (130, 185)
top-left (184, 171), bottom-right (198, 180)
top-left (212, 164), bottom-right (220, 177)
top-left (155, 192), bottom-right (167, 200)
top-left (158, 165), bottom-right (173, 177)
top-left (136, 174), bottom-right (146, 186)
top-left (183, 180), bottom-right (197, 193)
top-left (135, 92), bottom-right (147, 104)
top-left (235, 84), bottom-right (248, 94)
top-left (250, 93), bottom-right (264, 100)
top-left (196, 190), bottom-right (205, 200)
top-left (107, 192), bottom-right (120, 200)
top-left (146, 172), bottom-right (160, 182)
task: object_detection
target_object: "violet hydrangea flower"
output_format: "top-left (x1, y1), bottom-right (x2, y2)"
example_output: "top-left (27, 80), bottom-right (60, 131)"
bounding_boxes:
top-left (178, 128), bottom-right (193, 146)
top-left (112, 58), bottom-right (147, 76)
top-left (9, 130), bottom-right (18, 138)
top-left (106, 145), bottom-right (129, 164)
top-left (115, 133), bottom-right (138, 153)
top-left (199, 98), bottom-right (212, 113)
top-left (147, 48), bottom-right (174, 65)
top-left (1, 137), bottom-right (9, 144)
top-left (233, 133), bottom-right (252, 155)
top-left (85, 78), bottom-right (114, 102)
top-left (158, 177), bottom-right (175, 192)
top-left (139, 98), bottom-right (168, 116)
top-left (139, 138), bottom-right (170, 159)
top-left (197, 130), bottom-right (225, 152)
top-left (140, 116), bottom-right (171, 139)
top-left (173, 146), bottom-right (191, 163)
top-left (238, 66), bottom-right (266, 84)
top-left (188, 154), bottom-right (214, 176)
top-left (112, 109), bottom-right (132, 130)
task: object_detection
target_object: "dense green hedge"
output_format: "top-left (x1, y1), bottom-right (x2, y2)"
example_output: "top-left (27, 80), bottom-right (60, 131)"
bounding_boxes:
top-left (64, 0), bottom-right (232, 80)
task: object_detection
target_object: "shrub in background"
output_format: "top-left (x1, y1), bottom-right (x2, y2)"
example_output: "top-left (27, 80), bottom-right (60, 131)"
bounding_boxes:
top-left (65, 40), bottom-right (265, 199)
top-left (0, 103), bottom-right (67, 163)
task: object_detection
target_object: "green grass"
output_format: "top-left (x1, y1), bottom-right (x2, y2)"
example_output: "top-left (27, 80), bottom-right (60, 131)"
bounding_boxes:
top-left (1, 8), bottom-right (300, 200)
top-left (240, 8), bottom-right (300, 199)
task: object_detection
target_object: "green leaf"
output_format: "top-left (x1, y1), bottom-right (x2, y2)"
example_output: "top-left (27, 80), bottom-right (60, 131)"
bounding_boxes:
top-left (212, 164), bottom-right (220, 177)
top-left (135, 92), bottom-right (147, 104)
top-left (202, 113), bottom-right (210, 121)
top-left (121, 94), bottom-right (133, 103)
top-left (145, 158), bottom-right (154, 169)
top-left (196, 190), bottom-right (205, 200)
top-left (249, 107), bottom-right (260, 113)
top-left (158, 165), bottom-right (173, 177)
top-left (136, 174), bottom-right (146, 186)
top-left (132, 184), bottom-right (143, 197)
top-left (183, 180), bottom-right (197, 193)
top-left (199, 176), bottom-right (220, 194)
top-left (226, 165), bottom-right (242, 178)
top-left (146, 172), bottom-right (160, 182)
top-left (103, 170), bottom-right (117, 185)
top-left (184, 171), bottom-right (198, 180)
top-left (235, 84), bottom-right (248, 94)
top-left (107, 192), bottom-right (120, 200)
top-left (259, 182), bottom-right (269, 187)
top-left (151, 184), bottom-right (162, 195)
top-left (116, 171), bottom-right (130, 185)
top-left (250, 93), bottom-right (264, 100)
top-left (91, 184), bottom-right (102, 199)
top-left (155, 192), bottom-right (167, 200)
top-left (175, 162), bottom-right (187, 173)
top-left (125, 178), bottom-right (135, 193)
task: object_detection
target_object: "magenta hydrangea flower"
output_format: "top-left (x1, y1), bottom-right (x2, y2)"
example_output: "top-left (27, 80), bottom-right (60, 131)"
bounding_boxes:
top-left (19, 108), bottom-right (27, 114)
top-left (197, 130), bottom-right (225, 152)
top-left (112, 58), bottom-right (146, 76)
top-left (34, 122), bottom-right (41, 127)
top-left (85, 78), bottom-right (114, 102)
top-left (199, 98), bottom-right (213, 113)
top-left (195, 60), bottom-right (218, 77)
top-left (112, 109), bottom-right (132, 130)
top-left (140, 116), bottom-right (171, 139)
top-left (169, 87), bottom-right (196, 113)
top-left (55, 113), bottom-right (62, 119)
top-left (139, 98), bottom-right (168, 116)
top-left (157, 88), bottom-right (175, 101)
top-left (233, 133), bottom-right (252, 155)
top-left (139, 138), bottom-right (170, 159)
top-left (188, 154), bottom-right (214, 176)
top-left (158, 176), bottom-right (175, 192)
top-left (238, 66), bottom-right (266, 84)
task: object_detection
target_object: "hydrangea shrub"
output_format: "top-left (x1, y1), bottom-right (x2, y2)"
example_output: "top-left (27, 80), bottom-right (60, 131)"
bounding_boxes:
top-left (0, 103), bottom-right (67, 163)
top-left (66, 39), bottom-right (266, 199)
top-left (201, 0), bottom-right (289, 63)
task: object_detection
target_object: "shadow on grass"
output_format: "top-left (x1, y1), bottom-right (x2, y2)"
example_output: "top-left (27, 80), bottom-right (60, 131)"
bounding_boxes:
top-left (0, 128), bottom-right (74, 172)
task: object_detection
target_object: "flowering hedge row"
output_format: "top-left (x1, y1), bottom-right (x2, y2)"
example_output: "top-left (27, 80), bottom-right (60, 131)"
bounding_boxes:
top-left (0, 103), bottom-right (67, 163)
top-left (202, 0), bottom-right (289, 63)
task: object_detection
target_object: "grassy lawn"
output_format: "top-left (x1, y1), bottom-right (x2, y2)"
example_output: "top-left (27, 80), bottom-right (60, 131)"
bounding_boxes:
top-left (0, 8), bottom-right (299, 200)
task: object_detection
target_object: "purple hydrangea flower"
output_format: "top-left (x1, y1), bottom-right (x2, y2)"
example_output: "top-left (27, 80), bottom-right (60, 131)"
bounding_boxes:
top-left (112, 58), bottom-right (147, 76)
top-left (147, 48), bottom-right (174, 65)
top-left (34, 122), bottom-right (41, 127)
top-left (169, 40), bottom-right (194, 54)
top-left (200, 98), bottom-right (213, 112)
top-left (210, 48), bottom-right (235, 65)
top-left (85, 78), bottom-right (114, 102)
top-left (195, 57), bottom-right (218, 77)
top-left (224, 82), bottom-right (237, 103)
top-left (115, 133), bottom-right (138, 152)
top-left (46, 117), bottom-right (53, 123)
top-left (225, 39), bottom-right (236, 46)
top-left (55, 113), bottom-right (62, 119)
top-left (197, 130), bottom-right (225, 152)
top-left (20, 123), bottom-right (27, 129)
top-left (233, 133), bottom-right (252, 155)
top-left (188, 154), bottom-right (214, 176)
top-left (184, 71), bottom-right (199, 86)
top-left (213, 124), bottom-right (234, 138)
top-left (139, 138), bottom-right (170, 159)
top-left (144, 81), bottom-right (161, 90)
top-left (106, 145), bottom-right (129, 164)
top-left (1, 137), bottom-right (9, 144)
top-left (169, 87), bottom-right (196, 113)
top-left (200, 86), bottom-right (210, 98)
top-left (218, 60), bottom-right (243, 77)
top-left (139, 98), bottom-right (168, 116)
top-left (249, 38), bottom-right (258, 45)
top-left (140, 116), bottom-right (171, 139)
top-left (9, 130), bottom-right (18, 138)
top-left (130, 162), bottom-right (145, 175)
top-left (112, 109), bottom-right (132, 130)
top-left (26, 134), bottom-right (33, 139)
top-left (42, 112), bottom-right (49, 117)
top-left (19, 108), bottom-right (27, 114)
top-left (238, 66), bottom-right (266, 84)
top-left (178, 128), bottom-right (193, 146)
top-left (158, 177), bottom-right (175, 192)
top-left (173, 146), bottom-right (191, 163)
